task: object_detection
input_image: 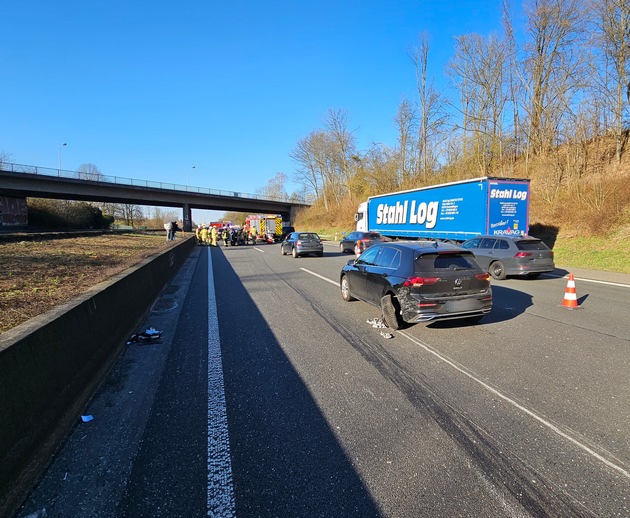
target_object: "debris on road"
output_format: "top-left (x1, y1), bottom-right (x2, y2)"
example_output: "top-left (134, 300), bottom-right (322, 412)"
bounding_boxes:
top-left (127, 327), bottom-right (163, 345)
top-left (367, 318), bottom-right (388, 329)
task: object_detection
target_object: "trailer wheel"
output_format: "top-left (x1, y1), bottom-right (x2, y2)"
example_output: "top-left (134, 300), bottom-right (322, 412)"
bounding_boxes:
top-left (489, 261), bottom-right (506, 280)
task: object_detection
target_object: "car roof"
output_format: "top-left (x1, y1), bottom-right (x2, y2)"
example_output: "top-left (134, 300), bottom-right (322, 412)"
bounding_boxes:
top-left (471, 234), bottom-right (540, 241)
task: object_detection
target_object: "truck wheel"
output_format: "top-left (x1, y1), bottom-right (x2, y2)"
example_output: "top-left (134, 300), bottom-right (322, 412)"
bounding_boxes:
top-left (292, 247), bottom-right (299, 258)
top-left (340, 275), bottom-right (355, 301)
top-left (489, 261), bottom-right (506, 280)
top-left (381, 294), bottom-right (402, 330)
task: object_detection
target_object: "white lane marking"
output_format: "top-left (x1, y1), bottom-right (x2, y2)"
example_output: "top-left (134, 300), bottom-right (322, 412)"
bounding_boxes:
top-left (546, 273), bottom-right (630, 289)
top-left (304, 268), bottom-right (630, 480)
top-left (254, 247), bottom-right (266, 253)
top-left (300, 268), bottom-right (338, 286)
top-left (207, 250), bottom-right (236, 517)
top-left (398, 331), bottom-right (630, 479)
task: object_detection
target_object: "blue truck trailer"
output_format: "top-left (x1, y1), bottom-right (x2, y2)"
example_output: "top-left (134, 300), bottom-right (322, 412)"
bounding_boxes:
top-left (355, 177), bottom-right (531, 242)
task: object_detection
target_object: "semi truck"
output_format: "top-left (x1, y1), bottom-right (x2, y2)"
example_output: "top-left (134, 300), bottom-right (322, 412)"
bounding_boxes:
top-left (355, 177), bottom-right (531, 242)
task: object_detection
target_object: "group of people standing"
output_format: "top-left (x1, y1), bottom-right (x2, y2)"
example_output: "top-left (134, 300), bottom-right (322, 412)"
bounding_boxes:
top-left (195, 225), bottom-right (258, 247)
top-left (164, 221), bottom-right (178, 241)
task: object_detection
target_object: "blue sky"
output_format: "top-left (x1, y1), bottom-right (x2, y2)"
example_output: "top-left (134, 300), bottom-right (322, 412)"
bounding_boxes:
top-left (2, 0), bottom-right (510, 220)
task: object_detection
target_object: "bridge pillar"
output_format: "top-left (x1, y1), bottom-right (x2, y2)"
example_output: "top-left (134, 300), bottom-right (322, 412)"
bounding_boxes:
top-left (182, 203), bottom-right (192, 232)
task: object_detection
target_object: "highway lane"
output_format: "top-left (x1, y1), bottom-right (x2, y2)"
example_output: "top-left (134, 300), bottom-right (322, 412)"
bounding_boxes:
top-left (18, 242), bottom-right (630, 517)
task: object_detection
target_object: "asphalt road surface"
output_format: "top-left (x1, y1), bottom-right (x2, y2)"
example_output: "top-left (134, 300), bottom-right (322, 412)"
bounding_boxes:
top-left (18, 242), bottom-right (630, 517)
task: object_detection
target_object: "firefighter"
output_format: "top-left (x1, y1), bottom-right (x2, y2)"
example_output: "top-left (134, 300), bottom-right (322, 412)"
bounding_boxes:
top-left (211, 225), bottom-right (218, 247)
top-left (223, 226), bottom-right (230, 246)
top-left (195, 225), bottom-right (202, 246)
top-left (250, 226), bottom-right (257, 244)
top-left (200, 225), bottom-right (209, 246)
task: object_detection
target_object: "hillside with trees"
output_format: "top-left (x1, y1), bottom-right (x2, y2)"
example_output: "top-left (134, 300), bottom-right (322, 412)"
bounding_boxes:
top-left (290, 0), bottom-right (630, 241)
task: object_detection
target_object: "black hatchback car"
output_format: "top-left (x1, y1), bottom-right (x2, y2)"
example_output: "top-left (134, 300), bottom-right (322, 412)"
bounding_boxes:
top-left (340, 241), bottom-right (492, 329)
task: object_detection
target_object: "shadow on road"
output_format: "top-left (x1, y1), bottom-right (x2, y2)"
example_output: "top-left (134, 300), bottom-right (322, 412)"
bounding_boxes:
top-left (210, 247), bottom-right (382, 517)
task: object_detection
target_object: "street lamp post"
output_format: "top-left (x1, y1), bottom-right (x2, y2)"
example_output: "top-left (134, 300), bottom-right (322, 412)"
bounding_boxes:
top-left (187, 165), bottom-right (196, 190)
top-left (58, 143), bottom-right (67, 176)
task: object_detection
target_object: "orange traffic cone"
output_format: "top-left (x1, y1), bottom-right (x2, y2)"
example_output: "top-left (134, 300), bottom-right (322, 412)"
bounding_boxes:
top-left (562, 273), bottom-right (579, 309)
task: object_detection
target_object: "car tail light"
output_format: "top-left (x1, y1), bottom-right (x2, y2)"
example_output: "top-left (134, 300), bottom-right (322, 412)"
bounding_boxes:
top-left (296, 240), bottom-right (302, 246)
top-left (514, 252), bottom-right (533, 258)
top-left (403, 276), bottom-right (440, 287)
top-left (418, 302), bottom-right (438, 307)
top-left (476, 272), bottom-right (491, 282)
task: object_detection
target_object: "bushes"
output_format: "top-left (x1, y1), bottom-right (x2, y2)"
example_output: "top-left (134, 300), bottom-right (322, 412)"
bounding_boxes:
top-left (27, 199), bottom-right (114, 229)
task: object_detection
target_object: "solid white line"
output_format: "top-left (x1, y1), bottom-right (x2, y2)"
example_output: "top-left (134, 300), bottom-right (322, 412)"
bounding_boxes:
top-left (305, 268), bottom-right (630, 479)
top-left (398, 330), bottom-right (630, 479)
top-left (253, 247), bottom-right (266, 253)
top-left (207, 250), bottom-right (236, 517)
top-left (300, 267), bottom-right (339, 286)
top-left (547, 273), bottom-right (630, 288)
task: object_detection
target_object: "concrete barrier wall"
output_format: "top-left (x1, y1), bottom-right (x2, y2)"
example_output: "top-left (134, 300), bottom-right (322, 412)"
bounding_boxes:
top-left (0, 236), bottom-right (196, 517)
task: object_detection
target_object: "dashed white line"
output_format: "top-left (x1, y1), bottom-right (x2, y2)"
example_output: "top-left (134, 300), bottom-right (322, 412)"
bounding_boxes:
top-left (300, 268), bottom-right (338, 286)
top-left (207, 250), bottom-right (236, 517)
top-left (301, 267), bottom-right (630, 480)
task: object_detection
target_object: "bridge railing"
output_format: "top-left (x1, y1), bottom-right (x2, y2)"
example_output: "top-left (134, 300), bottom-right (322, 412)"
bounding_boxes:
top-left (0, 162), bottom-right (306, 204)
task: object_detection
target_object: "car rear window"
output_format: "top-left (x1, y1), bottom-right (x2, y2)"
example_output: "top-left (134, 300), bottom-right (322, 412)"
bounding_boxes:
top-left (415, 252), bottom-right (478, 272)
top-left (366, 233), bottom-right (382, 239)
top-left (516, 240), bottom-right (549, 251)
top-left (299, 233), bottom-right (318, 240)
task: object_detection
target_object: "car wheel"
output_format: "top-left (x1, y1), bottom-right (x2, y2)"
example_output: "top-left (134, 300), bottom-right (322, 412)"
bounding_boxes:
top-left (381, 294), bottom-right (402, 330)
top-left (340, 275), bottom-right (355, 301)
top-left (339, 242), bottom-right (345, 253)
top-left (281, 245), bottom-right (286, 256)
top-left (489, 261), bottom-right (506, 280)
top-left (292, 247), bottom-right (299, 258)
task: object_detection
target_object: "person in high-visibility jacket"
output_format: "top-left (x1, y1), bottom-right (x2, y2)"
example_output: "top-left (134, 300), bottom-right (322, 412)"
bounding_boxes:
top-left (195, 225), bottom-right (202, 246)
top-left (211, 226), bottom-right (218, 247)
top-left (200, 225), bottom-right (209, 246)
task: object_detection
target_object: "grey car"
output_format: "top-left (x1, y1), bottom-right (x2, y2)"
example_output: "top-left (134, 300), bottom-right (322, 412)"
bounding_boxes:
top-left (340, 241), bottom-right (492, 329)
top-left (461, 235), bottom-right (555, 280)
top-left (281, 231), bottom-right (324, 258)
top-left (339, 231), bottom-right (385, 254)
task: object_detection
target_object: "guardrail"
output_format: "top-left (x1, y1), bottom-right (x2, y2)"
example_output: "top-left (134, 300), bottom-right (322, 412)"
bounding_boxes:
top-left (0, 161), bottom-right (307, 204)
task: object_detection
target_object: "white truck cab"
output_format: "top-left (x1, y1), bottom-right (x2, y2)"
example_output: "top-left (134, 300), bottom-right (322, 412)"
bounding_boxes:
top-left (354, 202), bottom-right (368, 232)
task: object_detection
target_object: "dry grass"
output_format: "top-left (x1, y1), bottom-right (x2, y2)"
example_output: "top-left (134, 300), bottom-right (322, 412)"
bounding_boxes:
top-left (0, 233), bottom-right (179, 334)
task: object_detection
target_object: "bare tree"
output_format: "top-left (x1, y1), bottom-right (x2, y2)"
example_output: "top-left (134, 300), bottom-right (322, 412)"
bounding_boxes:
top-left (447, 32), bottom-right (510, 175)
top-left (590, 0), bottom-right (630, 163)
top-left (76, 163), bottom-right (105, 181)
top-left (409, 35), bottom-right (449, 178)
top-left (521, 0), bottom-right (586, 156)
top-left (393, 96), bottom-right (418, 184)
top-left (256, 172), bottom-right (288, 200)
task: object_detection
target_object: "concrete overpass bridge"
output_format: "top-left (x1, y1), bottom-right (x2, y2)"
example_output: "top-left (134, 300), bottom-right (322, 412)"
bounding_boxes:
top-left (0, 163), bottom-right (310, 231)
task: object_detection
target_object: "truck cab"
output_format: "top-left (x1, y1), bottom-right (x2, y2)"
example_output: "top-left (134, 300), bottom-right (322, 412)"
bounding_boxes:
top-left (355, 202), bottom-right (368, 232)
